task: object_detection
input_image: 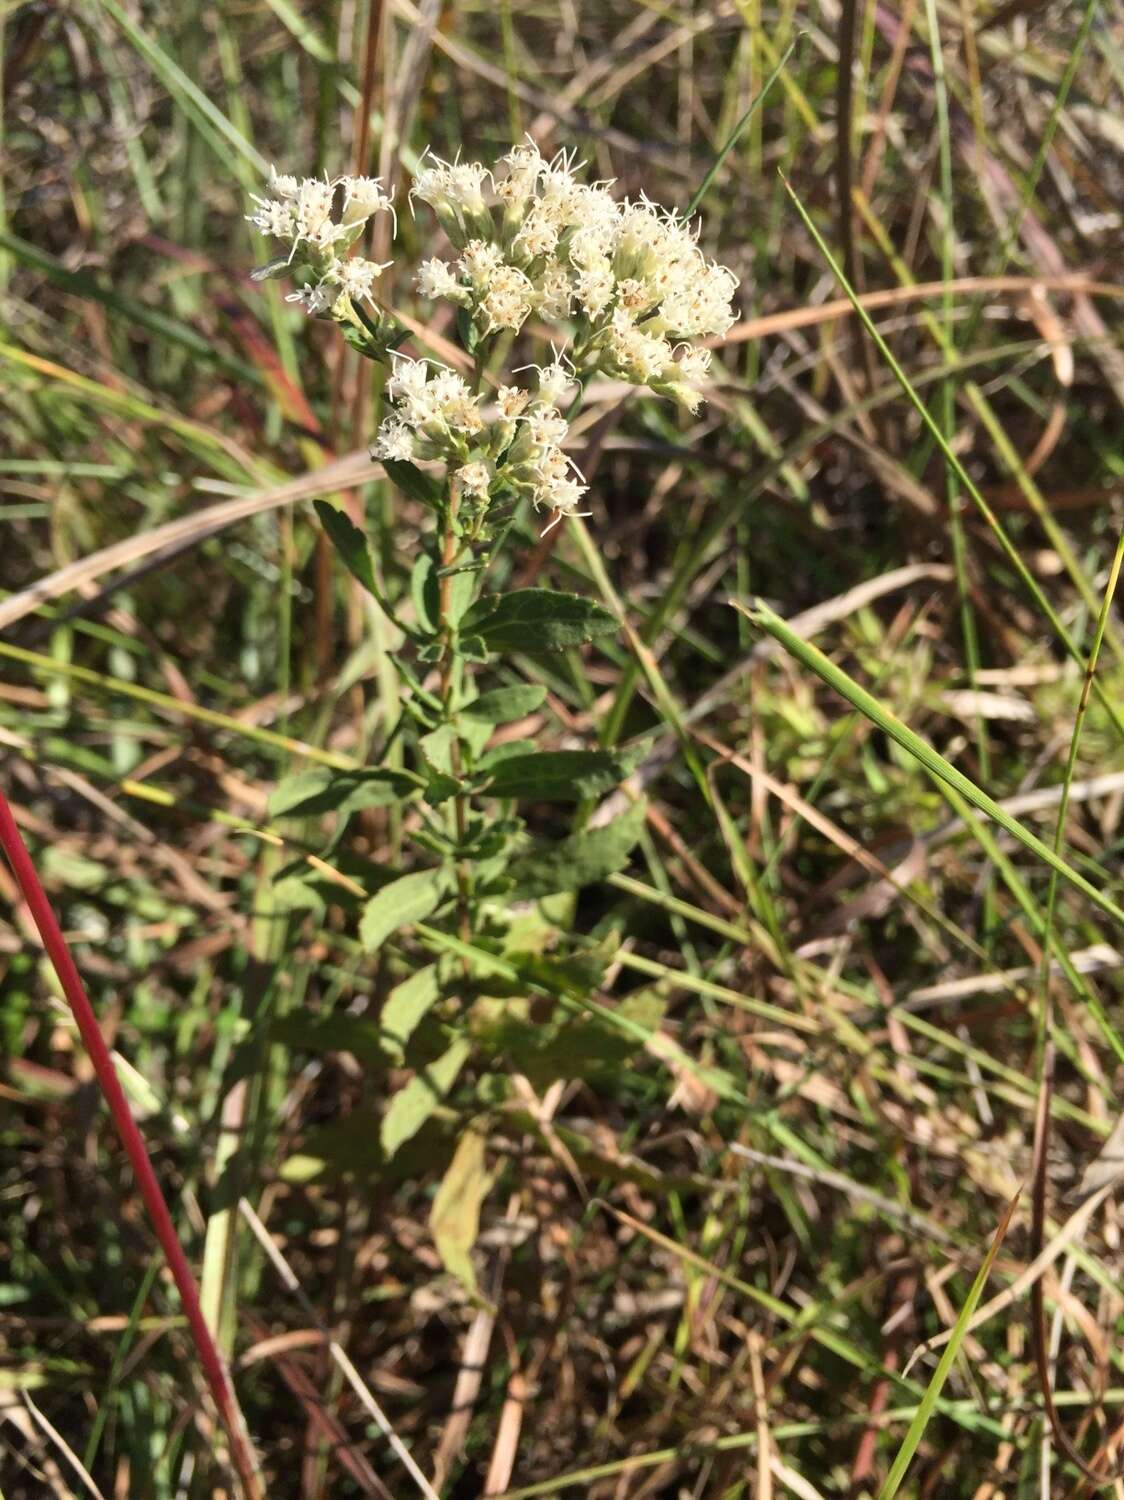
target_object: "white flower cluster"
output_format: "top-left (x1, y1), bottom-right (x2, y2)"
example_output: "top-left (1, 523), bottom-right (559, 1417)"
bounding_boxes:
top-left (373, 354), bottom-right (588, 530)
top-left (409, 142), bottom-right (739, 411)
top-left (247, 167), bottom-right (394, 317)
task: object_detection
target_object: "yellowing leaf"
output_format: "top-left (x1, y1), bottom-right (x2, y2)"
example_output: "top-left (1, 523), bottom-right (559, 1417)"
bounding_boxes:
top-left (429, 1125), bottom-right (493, 1295)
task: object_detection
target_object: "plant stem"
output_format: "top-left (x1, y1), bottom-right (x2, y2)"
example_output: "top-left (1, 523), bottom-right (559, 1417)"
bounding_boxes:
top-left (0, 781), bottom-right (264, 1499)
top-left (437, 488), bottom-right (472, 943)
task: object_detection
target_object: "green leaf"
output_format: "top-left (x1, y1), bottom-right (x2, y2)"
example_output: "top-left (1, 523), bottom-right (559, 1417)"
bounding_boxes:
top-left (381, 1037), bottom-right (471, 1159)
top-left (359, 869), bottom-right (447, 952)
top-left (429, 1125), bottom-right (492, 1295)
top-left (420, 723), bottom-right (457, 776)
top-left (462, 684), bottom-right (548, 726)
top-left (483, 745), bottom-right (641, 802)
top-left (268, 767), bottom-right (415, 819)
top-left (271, 1012), bottom-right (387, 1067)
top-left (459, 687), bottom-right (549, 756)
top-left (384, 459), bottom-right (443, 510)
top-left (477, 738), bottom-right (537, 769)
top-left (461, 589), bottom-right (618, 654)
top-left (270, 875), bottom-right (327, 919)
top-left (507, 800), bottom-right (646, 897)
top-left (313, 500), bottom-right (378, 597)
top-left (381, 964), bottom-right (444, 1055)
top-left (410, 554), bottom-right (437, 634)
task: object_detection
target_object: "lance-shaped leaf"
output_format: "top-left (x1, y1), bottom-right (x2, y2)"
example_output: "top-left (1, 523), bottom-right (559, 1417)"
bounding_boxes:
top-left (482, 743), bottom-right (643, 802)
top-left (268, 766), bottom-right (417, 819)
top-left (381, 1036), bottom-right (471, 1159)
top-left (429, 1124), bottom-right (493, 1294)
top-left (360, 868), bottom-right (447, 952)
top-left (507, 799), bottom-right (647, 897)
top-left (461, 588), bottom-right (617, 654)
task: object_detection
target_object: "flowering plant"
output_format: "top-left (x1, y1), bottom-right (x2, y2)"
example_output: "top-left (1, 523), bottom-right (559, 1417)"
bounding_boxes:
top-left (249, 143), bottom-right (739, 1225)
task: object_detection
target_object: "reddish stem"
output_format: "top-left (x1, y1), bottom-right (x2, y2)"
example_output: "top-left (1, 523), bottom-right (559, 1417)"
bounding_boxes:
top-left (0, 784), bottom-right (262, 1498)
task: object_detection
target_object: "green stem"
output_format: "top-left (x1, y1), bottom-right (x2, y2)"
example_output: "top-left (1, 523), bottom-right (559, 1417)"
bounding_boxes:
top-left (437, 487), bottom-right (473, 943)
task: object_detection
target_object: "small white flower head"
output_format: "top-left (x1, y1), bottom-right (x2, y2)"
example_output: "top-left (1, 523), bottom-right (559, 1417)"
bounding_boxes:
top-left (340, 174), bottom-right (395, 228)
top-left (614, 196), bottom-right (661, 267)
top-left (605, 307), bottom-right (673, 383)
top-left (327, 255), bottom-right (391, 304)
top-left (455, 460), bottom-right (493, 500)
top-left (410, 151), bottom-right (493, 244)
top-left (416, 257), bottom-right (465, 302)
top-left (660, 260), bottom-right (739, 338)
top-left (513, 211), bottom-right (559, 261)
top-left (247, 195), bottom-right (296, 240)
top-left (480, 264), bottom-right (534, 333)
top-left (495, 139), bottom-right (546, 210)
top-left (386, 354), bottom-right (431, 406)
top-left (290, 177), bottom-right (337, 242)
top-left (535, 147), bottom-right (585, 227)
top-left (541, 474), bottom-right (589, 522)
top-left (458, 240), bottom-right (506, 289)
top-left (285, 280), bottom-right (338, 316)
top-left (373, 417), bottom-right (415, 461)
top-left (268, 166), bottom-right (301, 199)
top-left (573, 264), bottom-right (614, 319)
top-left (524, 404), bottom-right (569, 448)
top-left (675, 346), bottom-right (713, 385)
top-left (497, 385), bottom-right (531, 419)
top-left (531, 351), bottom-right (576, 408)
top-left (426, 369), bottom-right (484, 433)
top-left (536, 260), bottom-right (573, 322)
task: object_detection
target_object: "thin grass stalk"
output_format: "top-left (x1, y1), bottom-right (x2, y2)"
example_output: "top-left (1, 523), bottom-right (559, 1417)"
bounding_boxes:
top-left (0, 782), bottom-right (264, 1500)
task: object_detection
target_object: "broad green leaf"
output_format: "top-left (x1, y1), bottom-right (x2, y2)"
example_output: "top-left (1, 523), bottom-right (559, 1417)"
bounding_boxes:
top-left (483, 746), bottom-right (640, 802)
top-left (313, 501), bottom-right (378, 596)
top-left (268, 767), bottom-right (414, 819)
top-left (461, 684), bottom-right (547, 757)
top-left (410, 554), bottom-right (437, 633)
top-left (507, 799), bottom-right (646, 897)
top-left (384, 459), bottom-right (443, 509)
top-left (359, 869), bottom-right (447, 952)
top-left (476, 738), bottom-right (537, 771)
top-left (420, 723), bottom-right (457, 775)
top-left (461, 589), bottom-right (617, 654)
top-left (271, 1013), bottom-right (387, 1067)
top-left (462, 684), bottom-right (548, 725)
top-left (429, 1125), bottom-right (492, 1294)
top-left (381, 964), bottom-right (444, 1054)
top-left (270, 875), bottom-right (326, 918)
top-left (381, 1037), bottom-right (471, 1159)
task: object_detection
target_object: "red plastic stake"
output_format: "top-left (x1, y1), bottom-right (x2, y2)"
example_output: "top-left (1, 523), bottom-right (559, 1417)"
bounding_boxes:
top-left (0, 785), bottom-right (263, 1498)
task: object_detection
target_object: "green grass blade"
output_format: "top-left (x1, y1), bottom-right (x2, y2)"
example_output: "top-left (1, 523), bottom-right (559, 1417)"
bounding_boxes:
top-left (683, 37), bottom-right (796, 217)
top-left (733, 598), bottom-right (1124, 928)
top-left (782, 175), bottom-right (1124, 744)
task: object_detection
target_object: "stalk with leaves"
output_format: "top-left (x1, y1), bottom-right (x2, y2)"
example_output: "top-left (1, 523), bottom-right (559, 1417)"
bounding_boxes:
top-left (249, 143), bottom-right (739, 1222)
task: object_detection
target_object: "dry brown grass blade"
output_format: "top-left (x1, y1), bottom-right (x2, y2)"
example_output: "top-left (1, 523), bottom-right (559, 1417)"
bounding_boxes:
top-left (902, 1179), bottom-right (1114, 1373)
top-left (432, 1298), bottom-right (499, 1490)
top-left (483, 1321), bottom-right (526, 1497)
top-left (237, 1198), bottom-right (439, 1500)
top-left (0, 448), bottom-right (381, 633)
top-left (711, 274), bottom-right (1124, 346)
top-left (1031, 1042), bottom-right (1124, 1486)
top-left (241, 1312), bottom-right (391, 1499)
